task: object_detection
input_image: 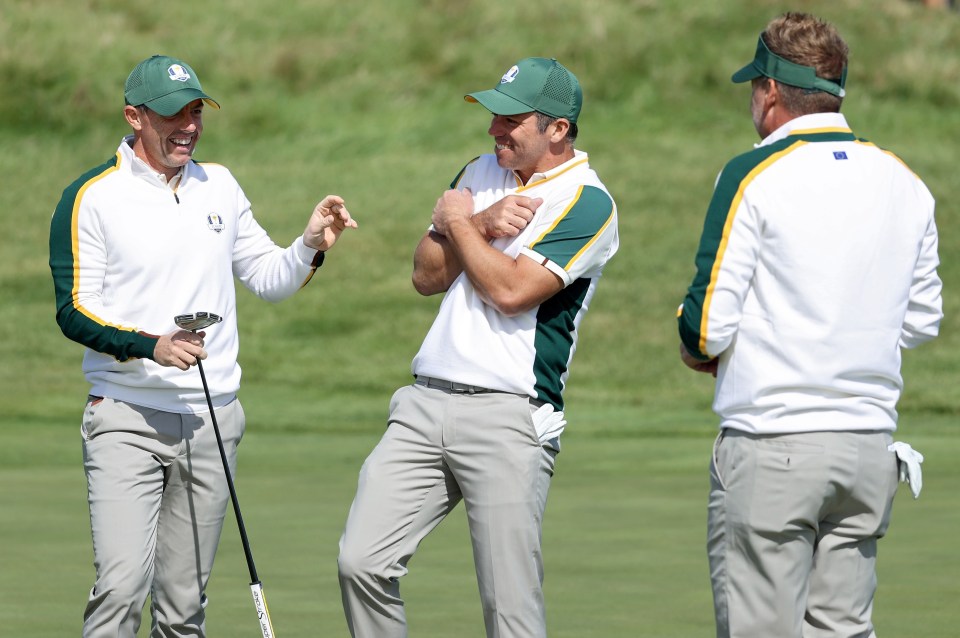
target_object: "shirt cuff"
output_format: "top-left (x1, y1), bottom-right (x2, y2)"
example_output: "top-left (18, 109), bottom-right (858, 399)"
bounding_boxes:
top-left (294, 235), bottom-right (322, 265)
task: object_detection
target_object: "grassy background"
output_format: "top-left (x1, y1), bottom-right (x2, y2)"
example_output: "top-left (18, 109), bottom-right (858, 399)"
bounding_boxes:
top-left (1, 0), bottom-right (958, 635)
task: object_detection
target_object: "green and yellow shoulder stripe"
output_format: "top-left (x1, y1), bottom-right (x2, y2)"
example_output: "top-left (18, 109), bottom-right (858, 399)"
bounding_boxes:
top-left (49, 153), bottom-right (158, 362)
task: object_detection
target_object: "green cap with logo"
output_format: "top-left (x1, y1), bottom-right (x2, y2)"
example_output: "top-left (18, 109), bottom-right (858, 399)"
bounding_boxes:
top-left (124, 55), bottom-right (221, 116)
top-left (731, 35), bottom-right (846, 98)
top-left (465, 57), bottom-right (582, 123)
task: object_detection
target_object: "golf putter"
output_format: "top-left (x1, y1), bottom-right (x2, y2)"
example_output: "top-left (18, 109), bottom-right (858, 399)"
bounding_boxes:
top-left (174, 312), bottom-right (277, 638)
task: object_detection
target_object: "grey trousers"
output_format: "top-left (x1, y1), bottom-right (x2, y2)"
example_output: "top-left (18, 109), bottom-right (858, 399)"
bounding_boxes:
top-left (708, 429), bottom-right (899, 638)
top-left (80, 396), bottom-right (244, 638)
top-left (338, 383), bottom-right (558, 638)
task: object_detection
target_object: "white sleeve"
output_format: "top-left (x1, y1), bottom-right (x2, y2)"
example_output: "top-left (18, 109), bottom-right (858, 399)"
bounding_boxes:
top-left (900, 212), bottom-right (943, 348)
top-left (701, 196), bottom-right (761, 357)
top-left (231, 189), bottom-right (318, 302)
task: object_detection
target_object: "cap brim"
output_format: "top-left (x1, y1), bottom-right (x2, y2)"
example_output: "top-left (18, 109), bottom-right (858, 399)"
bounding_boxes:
top-left (464, 89), bottom-right (534, 116)
top-left (731, 62), bottom-right (763, 84)
top-left (145, 89), bottom-right (220, 116)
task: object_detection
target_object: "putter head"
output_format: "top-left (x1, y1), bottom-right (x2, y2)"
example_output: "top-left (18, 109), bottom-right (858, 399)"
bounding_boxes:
top-left (174, 312), bottom-right (223, 331)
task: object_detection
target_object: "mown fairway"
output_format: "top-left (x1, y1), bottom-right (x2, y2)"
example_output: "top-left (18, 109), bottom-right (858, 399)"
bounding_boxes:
top-left (1, 1), bottom-right (958, 635)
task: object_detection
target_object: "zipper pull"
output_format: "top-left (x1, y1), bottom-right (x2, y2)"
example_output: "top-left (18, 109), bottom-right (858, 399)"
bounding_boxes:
top-left (172, 173), bottom-right (182, 204)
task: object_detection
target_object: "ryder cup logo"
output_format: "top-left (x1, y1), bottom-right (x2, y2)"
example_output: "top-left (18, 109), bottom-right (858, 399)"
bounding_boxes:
top-left (500, 65), bottom-right (520, 84)
top-left (167, 64), bottom-right (191, 82)
top-left (207, 213), bottom-right (225, 233)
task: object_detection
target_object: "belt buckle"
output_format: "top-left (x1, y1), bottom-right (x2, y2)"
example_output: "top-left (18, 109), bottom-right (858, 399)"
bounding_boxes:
top-left (450, 381), bottom-right (473, 394)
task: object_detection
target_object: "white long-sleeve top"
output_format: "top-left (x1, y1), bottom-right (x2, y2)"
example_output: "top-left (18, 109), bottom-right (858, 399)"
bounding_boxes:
top-left (50, 136), bottom-right (323, 413)
top-left (679, 113), bottom-right (942, 434)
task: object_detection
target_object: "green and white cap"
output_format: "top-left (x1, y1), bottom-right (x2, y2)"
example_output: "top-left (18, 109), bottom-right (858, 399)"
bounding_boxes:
top-left (124, 55), bottom-right (220, 116)
top-left (465, 57), bottom-right (582, 123)
top-left (732, 35), bottom-right (846, 98)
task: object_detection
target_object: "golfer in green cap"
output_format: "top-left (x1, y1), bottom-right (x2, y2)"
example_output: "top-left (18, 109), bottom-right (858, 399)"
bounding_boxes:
top-left (50, 54), bottom-right (357, 637)
top-left (338, 56), bottom-right (618, 638)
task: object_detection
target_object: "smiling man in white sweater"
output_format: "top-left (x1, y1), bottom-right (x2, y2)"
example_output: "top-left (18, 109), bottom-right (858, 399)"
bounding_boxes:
top-left (49, 54), bottom-right (357, 638)
top-left (677, 13), bottom-right (942, 638)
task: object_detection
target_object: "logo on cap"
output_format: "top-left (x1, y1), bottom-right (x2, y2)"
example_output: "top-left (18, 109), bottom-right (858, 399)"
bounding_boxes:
top-left (500, 65), bottom-right (520, 84)
top-left (167, 64), bottom-right (192, 83)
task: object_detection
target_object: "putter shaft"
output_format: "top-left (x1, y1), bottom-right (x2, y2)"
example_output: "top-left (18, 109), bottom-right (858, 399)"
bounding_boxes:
top-left (196, 356), bottom-right (276, 637)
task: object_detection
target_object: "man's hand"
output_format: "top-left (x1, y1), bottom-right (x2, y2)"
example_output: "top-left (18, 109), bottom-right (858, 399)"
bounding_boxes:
top-left (679, 343), bottom-right (718, 377)
top-left (432, 189), bottom-right (543, 239)
top-left (303, 195), bottom-right (358, 251)
top-left (474, 194), bottom-right (543, 239)
top-left (154, 330), bottom-right (207, 370)
top-left (432, 189), bottom-right (477, 236)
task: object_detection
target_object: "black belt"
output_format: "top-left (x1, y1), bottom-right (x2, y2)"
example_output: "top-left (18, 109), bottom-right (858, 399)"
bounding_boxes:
top-left (415, 375), bottom-right (494, 394)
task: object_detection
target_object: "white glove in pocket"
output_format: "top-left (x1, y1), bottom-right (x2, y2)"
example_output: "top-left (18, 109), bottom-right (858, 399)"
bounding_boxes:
top-left (531, 403), bottom-right (566, 443)
top-left (888, 441), bottom-right (924, 499)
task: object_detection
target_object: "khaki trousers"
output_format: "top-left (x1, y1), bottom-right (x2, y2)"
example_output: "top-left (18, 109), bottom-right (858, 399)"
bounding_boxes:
top-left (338, 383), bottom-right (558, 638)
top-left (80, 396), bottom-right (244, 638)
top-left (708, 429), bottom-right (899, 638)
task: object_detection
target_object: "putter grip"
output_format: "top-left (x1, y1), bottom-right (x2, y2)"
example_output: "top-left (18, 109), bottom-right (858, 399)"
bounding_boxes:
top-left (250, 582), bottom-right (276, 637)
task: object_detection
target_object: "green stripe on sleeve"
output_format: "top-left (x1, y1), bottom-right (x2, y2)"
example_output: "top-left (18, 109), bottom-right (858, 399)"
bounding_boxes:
top-left (49, 157), bottom-right (158, 362)
top-left (679, 138), bottom-right (804, 358)
top-left (450, 157), bottom-right (480, 189)
top-left (530, 185), bottom-right (613, 268)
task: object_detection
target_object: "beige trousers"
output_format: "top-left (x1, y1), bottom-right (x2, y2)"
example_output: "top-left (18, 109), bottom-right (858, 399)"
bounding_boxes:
top-left (338, 382), bottom-right (558, 638)
top-left (708, 428), bottom-right (899, 638)
top-left (80, 396), bottom-right (244, 638)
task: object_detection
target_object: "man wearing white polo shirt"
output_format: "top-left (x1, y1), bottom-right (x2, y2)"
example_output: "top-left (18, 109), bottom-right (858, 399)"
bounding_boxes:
top-left (338, 57), bottom-right (619, 638)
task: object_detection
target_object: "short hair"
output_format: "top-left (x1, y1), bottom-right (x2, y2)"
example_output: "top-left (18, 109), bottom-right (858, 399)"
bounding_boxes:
top-left (535, 112), bottom-right (578, 144)
top-left (762, 12), bottom-right (849, 114)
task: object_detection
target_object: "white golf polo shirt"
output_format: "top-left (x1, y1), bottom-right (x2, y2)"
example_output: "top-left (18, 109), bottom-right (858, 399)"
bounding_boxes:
top-left (412, 150), bottom-right (619, 420)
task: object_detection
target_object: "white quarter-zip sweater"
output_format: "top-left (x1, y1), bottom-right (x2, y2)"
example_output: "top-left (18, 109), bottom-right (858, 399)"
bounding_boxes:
top-left (679, 113), bottom-right (942, 434)
top-left (50, 136), bottom-right (323, 413)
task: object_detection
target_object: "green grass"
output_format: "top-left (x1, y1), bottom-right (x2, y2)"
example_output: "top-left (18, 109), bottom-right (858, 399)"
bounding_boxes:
top-left (3, 419), bottom-right (958, 636)
top-left (2, 0), bottom-right (959, 635)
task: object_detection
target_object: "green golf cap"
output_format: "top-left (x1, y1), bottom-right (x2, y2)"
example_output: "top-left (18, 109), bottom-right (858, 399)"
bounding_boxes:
top-left (124, 55), bottom-right (220, 117)
top-left (732, 35), bottom-right (846, 98)
top-left (465, 57), bottom-right (582, 123)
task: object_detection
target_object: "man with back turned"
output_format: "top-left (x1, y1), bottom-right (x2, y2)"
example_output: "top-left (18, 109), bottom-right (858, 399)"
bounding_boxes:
top-left (678, 12), bottom-right (942, 638)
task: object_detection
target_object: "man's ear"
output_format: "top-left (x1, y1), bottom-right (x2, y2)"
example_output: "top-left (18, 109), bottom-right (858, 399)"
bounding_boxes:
top-left (762, 78), bottom-right (779, 107)
top-left (550, 118), bottom-right (571, 143)
top-left (123, 105), bottom-right (143, 131)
